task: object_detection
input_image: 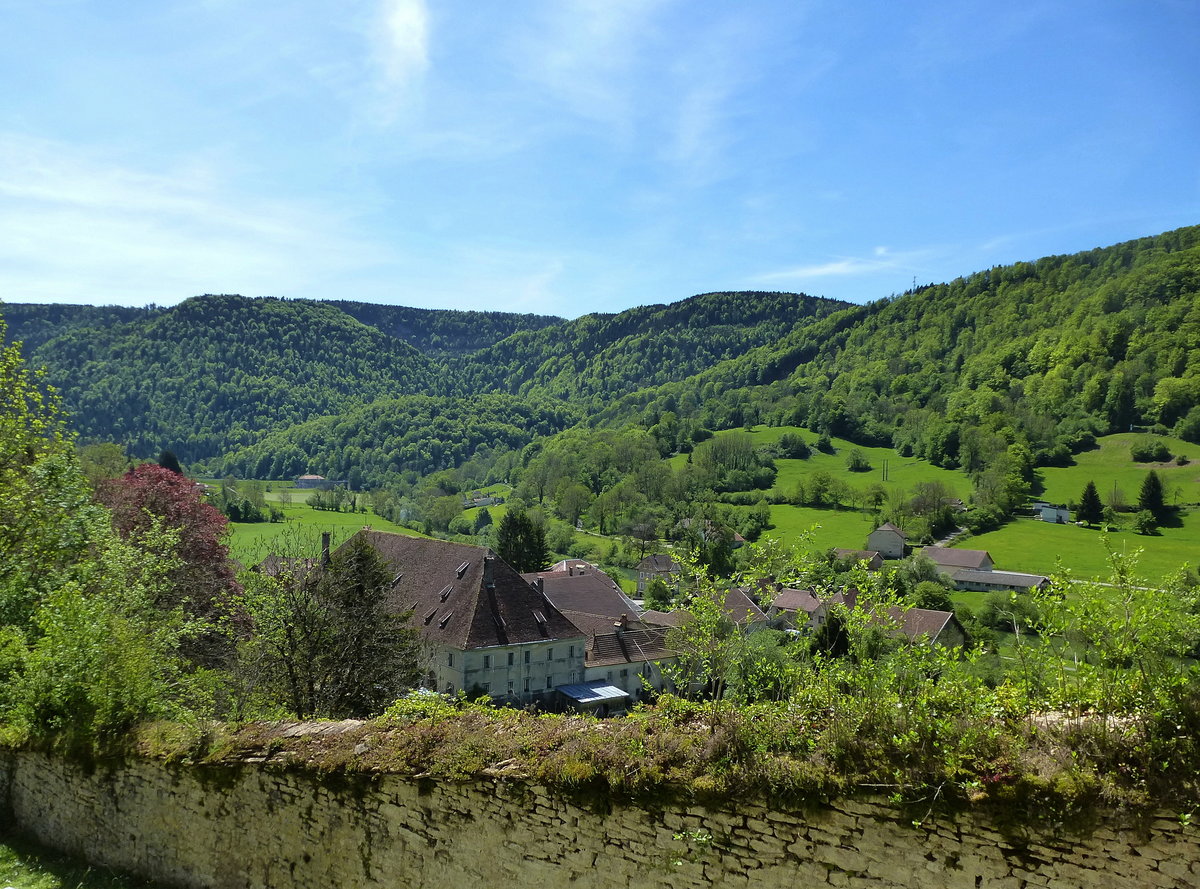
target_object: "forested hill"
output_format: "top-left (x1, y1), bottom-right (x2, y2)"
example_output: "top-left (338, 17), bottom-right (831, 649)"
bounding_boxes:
top-left (603, 225), bottom-right (1200, 469)
top-left (2, 289), bottom-right (843, 467)
top-left (452, 291), bottom-right (851, 408)
top-left (6, 227), bottom-right (1200, 479)
top-left (11, 295), bottom-right (441, 462)
top-left (0, 302), bottom-right (148, 352)
top-left (328, 300), bottom-right (563, 355)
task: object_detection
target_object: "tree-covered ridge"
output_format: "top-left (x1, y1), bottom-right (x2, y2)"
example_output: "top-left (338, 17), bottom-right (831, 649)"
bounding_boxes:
top-left (215, 393), bottom-right (581, 487)
top-left (328, 300), bottom-right (563, 355)
top-left (602, 226), bottom-right (1200, 468)
top-left (0, 302), bottom-right (148, 352)
top-left (453, 291), bottom-right (851, 407)
top-left (21, 295), bottom-right (440, 463)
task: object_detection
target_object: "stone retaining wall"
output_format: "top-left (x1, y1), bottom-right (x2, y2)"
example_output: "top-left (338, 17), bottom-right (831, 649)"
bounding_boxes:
top-left (2, 749), bottom-right (1198, 888)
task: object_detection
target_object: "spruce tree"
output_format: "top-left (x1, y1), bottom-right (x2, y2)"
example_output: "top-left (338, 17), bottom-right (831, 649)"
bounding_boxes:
top-left (1138, 470), bottom-right (1166, 520)
top-left (1077, 480), bottom-right (1103, 526)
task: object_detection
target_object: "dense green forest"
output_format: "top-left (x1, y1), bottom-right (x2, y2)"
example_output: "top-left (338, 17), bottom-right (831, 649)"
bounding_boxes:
top-left (215, 393), bottom-right (580, 487)
top-left (327, 299), bottom-right (563, 354)
top-left (448, 290), bottom-right (851, 408)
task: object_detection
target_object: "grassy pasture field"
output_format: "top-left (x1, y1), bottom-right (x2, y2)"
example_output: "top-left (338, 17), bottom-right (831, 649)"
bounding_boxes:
top-left (224, 502), bottom-right (422, 566)
top-left (764, 504), bottom-right (878, 552)
top-left (1036, 433), bottom-right (1200, 507)
top-left (962, 515), bottom-right (1200, 581)
top-left (669, 425), bottom-right (972, 500)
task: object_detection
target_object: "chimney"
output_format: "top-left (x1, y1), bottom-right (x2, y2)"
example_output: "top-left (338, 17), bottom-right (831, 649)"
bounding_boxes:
top-left (321, 532), bottom-right (331, 567)
top-left (484, 556), bottom-right (495, 590)
top-left (534, 578), bottom-right (544, 595)
top-left (568, 564), bottom-right (573, 576)
top-left (615, 613), bottom-right (628, 634)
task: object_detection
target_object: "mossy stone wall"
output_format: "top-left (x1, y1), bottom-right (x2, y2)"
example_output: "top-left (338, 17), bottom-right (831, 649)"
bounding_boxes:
top-left (2, 749), bottom-right (1198, 888)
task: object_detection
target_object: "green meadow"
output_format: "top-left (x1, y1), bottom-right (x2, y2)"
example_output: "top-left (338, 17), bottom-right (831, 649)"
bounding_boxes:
top-left (1036, 433), bottom-right (1200, 507)
top-left (670, 425), bottom-right (971, 499)
top-left (764, 504), bottom-right (879, 552)
top-left (962, 515), bottom-right (1200, 582)
top-left (225, 502), bottom-right (422, 567)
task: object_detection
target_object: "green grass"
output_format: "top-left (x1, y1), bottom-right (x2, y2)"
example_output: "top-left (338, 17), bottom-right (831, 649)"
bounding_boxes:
top-left (0, 837), bottom-right (162, 889)
top-left (225, 502), bottom-right (424, 566)
top-left (1037, 433), bottom-right (1200, 507)
top-left (670, 425), bottom-right (972, 499)
top-left (963, 515), bottom-right (1200, 581)
top-left (763, 504), bottom-right (881, 552)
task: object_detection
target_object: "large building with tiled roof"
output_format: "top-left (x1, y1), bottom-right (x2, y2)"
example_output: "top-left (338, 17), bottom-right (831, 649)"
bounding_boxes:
top-left (348, 530), bottom-right (586, 705)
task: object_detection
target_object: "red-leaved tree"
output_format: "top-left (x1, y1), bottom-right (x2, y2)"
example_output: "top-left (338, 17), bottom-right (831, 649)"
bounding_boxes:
top-left (98, 463), bottom-right (243, 665)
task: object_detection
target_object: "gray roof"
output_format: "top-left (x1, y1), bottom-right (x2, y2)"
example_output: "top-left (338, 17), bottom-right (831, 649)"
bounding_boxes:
top-left (953, 569), bottom-right (1049, 588)
top-left (921, 546), bottom-right (993, 570)
top-left (637, 554), bottom-right (678, 573)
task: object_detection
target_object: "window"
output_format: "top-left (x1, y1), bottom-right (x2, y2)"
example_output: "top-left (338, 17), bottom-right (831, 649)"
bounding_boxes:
top-left (507, 652), bottom-right (514, 667)
top-left (507, 680), bottom-right (515, 694)
top-left (569, 645), bottom-right (575, 658)
top-left (547, 647), bottom-right (553, 661)
top-left (620, 669), bottom-right (628, 678)
top-left (483, 654), bottom-right (491, 669)
top-left (482, 683), bottom-right (490, 693)
top-left (447, 653), bottom-right (454, 667)
top-left (545, 676), bottom-right (553, 689)
top-left (524, 650), bottom-right (531, 665)
top-left (523, 677), bottom-right (530, 692)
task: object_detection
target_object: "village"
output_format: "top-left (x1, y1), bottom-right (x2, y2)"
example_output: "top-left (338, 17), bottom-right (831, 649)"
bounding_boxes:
top-left (258, 513), bottom-right (1060, 718)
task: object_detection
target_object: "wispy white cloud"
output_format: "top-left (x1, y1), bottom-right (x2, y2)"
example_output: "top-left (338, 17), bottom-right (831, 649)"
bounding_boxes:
top-left (376, 0), bottom-right (429, 88)
top-left (0, 135), bottom-right (385, 304)
top-left (755, 246), bottom-right (930, 282)
top-left (511, 0), bottom-right (669, 132)
top-left (359, 0), bottom-right (430, 124)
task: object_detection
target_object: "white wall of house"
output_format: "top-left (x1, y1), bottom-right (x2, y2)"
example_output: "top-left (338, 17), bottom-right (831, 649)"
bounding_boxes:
top-left (430, 639), bottom-right (586, 703)
top-left (583, 659), bottom-right (670, 699)
top-left (867, 528), bottom-right (905, 559)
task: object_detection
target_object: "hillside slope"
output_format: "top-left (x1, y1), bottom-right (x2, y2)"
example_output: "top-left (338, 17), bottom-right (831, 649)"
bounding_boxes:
top-left (600, 226), bottom-right (1200, 468)
top-left (453, 291), bottom-right (851, 408)
top-left (19, 295), bottom-right (440, 462)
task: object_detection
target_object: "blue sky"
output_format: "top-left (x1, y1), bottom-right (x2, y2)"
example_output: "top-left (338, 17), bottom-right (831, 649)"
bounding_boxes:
top-left (1, 0), bottom-right (1197, 318)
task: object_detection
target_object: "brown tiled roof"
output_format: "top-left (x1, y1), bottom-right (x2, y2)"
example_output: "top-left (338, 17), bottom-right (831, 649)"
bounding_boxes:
top-left (559, 610), bottom-right (648, 636)
top-left (833, 549), bottom-right (883, 567)
top-left (351, 530), bottom-right (584, 650)
top-left (884, 606), bottom-right (960, 644)
top-left (640, 609), bottom-right (684, 628)
top-left (642, 588), bottom-right (766, 629)
top-left (920, 547), bottom-right (992, 570)
top-left (725, 587), bottom-right (767, 624)
top-left (826, 589), bottom-right (962, 646)
top-left (520, 570), bottom-right (640, 622)
top-left (587, 626), bottom-right (673, 668)
top-left (771, 587), bottom-right (822, 614)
